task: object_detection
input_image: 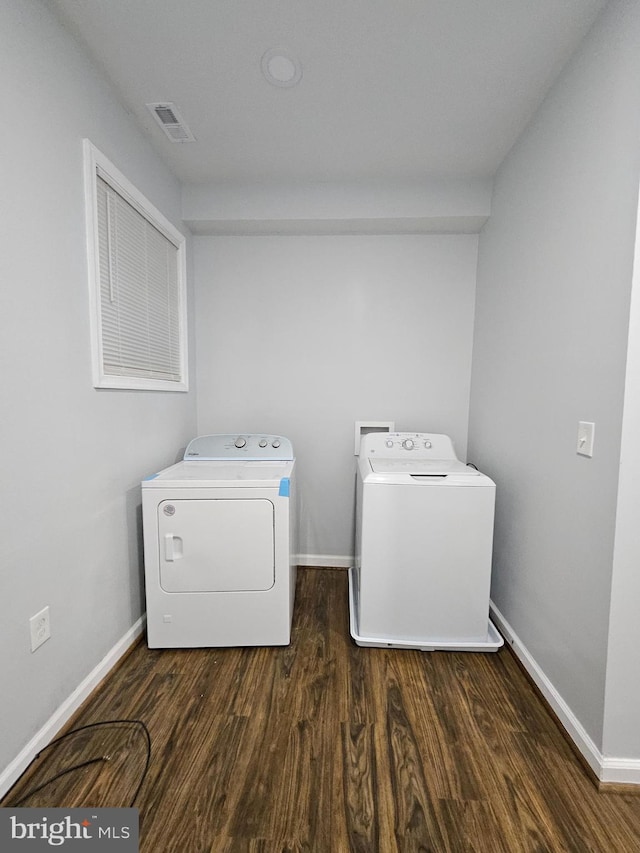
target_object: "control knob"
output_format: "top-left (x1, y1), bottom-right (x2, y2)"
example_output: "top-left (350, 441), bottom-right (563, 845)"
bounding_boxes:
top-left (385, 439), bottom-right (394, 448)
top-left (259, 439), bottom-right (268, 448)
top-left (234, 437), bottom-right (247, 448)
top-left (402, 438), bottom-right (415, 450)
top-left (272, 439), bottom-right (281, 448)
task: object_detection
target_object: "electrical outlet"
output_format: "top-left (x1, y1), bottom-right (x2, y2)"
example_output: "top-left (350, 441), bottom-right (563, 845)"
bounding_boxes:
top-left (29, 606), bottom-right (51, 652)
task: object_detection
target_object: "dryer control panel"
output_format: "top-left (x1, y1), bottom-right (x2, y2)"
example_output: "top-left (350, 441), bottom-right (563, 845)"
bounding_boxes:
top-left (184, 434), bottom-right (294, 461)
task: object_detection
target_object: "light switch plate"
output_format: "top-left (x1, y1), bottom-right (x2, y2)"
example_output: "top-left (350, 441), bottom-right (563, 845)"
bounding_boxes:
top-left (577, 421), bottom-right (595, 457)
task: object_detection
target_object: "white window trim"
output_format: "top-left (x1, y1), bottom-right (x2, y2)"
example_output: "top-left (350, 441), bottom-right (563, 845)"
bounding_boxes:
top-left (83, 139), bottom-right (189, 392)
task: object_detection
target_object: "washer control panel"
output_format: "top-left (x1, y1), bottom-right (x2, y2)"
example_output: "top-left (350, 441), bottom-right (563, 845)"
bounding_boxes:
top-left (362, 432), bottom-right (457, 461)
top-left (184, 434), bottom-right (293, 461)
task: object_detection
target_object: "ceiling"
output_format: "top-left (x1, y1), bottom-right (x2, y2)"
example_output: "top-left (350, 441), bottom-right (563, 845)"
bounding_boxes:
top-left (50, 0), bottom-right (608, 187)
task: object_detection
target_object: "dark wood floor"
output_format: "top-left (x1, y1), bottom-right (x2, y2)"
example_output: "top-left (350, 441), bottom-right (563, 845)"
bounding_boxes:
top-left (4, 568), bottom-right (640, 852)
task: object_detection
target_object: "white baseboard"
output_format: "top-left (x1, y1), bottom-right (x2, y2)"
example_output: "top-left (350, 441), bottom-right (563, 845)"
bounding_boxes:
top-left (600, 757), bottom-right (640, 785)
top-left (490, 602), bottom-right (640, 786)
top-left (0, 616), bottom-right (146, 800)
top-left (296, 554), bottom-right (352, 569)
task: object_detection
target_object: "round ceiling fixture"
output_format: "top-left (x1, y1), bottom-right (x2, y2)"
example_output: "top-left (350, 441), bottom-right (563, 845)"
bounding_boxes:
top-left (261, 48), bottom-right (303, 88)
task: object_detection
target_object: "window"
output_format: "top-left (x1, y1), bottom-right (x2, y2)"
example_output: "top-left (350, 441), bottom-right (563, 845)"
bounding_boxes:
top-left (84, 140), bottom-right (188, 391)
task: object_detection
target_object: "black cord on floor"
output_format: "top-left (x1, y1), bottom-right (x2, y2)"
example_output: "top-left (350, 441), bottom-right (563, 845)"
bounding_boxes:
top-left (11, 719), bottom-right (151, 809)
top-left (13, 757), bottom-right (106, 806)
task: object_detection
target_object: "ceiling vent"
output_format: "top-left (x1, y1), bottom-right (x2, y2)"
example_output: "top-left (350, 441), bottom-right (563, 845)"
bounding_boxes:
top-left (146, 103), bottom-right (196, 143)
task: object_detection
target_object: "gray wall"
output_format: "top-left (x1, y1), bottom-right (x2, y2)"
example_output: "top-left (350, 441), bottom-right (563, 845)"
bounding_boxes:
top-left (5, 0), bottom-right (640, 791)
top-left (604, 192), bottom-right (640, 761)
top-left (0, 1), bottom-right (197, 782)
top-left (194, 234), bottom-right (478, 561)
top-left (468, 0), bottom-right (640, 753)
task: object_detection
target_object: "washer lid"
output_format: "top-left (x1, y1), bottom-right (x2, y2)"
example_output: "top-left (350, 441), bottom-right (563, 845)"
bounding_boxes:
top-left (369, 458), bottom-right (470, 476)
top-left (363, 458), bottom-right (493, 486)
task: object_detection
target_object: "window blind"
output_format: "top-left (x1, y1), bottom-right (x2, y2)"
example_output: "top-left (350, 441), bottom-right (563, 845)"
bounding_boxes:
top-left (96, 175), bottom-right (181, 382)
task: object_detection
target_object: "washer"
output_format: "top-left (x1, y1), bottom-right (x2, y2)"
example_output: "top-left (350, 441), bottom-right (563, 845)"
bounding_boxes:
top-left (142, 434), bottom-right (296, 648)
top-left (349, 432), bottom-right (503, 652)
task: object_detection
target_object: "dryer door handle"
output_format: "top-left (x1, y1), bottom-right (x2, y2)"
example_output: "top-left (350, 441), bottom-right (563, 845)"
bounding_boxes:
top-left (164, 534), bottom-right (183, 562)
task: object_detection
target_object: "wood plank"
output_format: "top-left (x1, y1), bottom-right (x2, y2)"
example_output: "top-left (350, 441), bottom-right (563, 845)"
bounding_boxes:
top-left (4, 568), bottom-right (640, 853)
top-left (341, 721), bottom-right (379, 852)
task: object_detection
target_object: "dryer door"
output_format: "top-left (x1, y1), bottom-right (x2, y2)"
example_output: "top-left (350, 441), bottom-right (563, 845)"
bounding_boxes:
top-left (157, 499), bottom-right (275, 592)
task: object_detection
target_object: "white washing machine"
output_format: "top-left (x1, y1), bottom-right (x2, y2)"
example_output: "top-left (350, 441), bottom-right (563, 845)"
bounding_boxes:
top-left (349, 432), bottom-right (503, 652)
top-left (142, 434), bottom-right (296, 648)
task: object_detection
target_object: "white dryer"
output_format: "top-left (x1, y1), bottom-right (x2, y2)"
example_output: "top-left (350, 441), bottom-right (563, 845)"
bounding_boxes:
top-left (349, 432), bottom-right (503, 652)
top-left (142, 434), bottom-right (296, 648)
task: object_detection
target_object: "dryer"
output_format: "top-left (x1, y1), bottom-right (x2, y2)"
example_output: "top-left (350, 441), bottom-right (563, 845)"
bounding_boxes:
top-left (142, 434), bottom-right (296, 648)
top-left (349, 432), bottom-right (502, 652)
